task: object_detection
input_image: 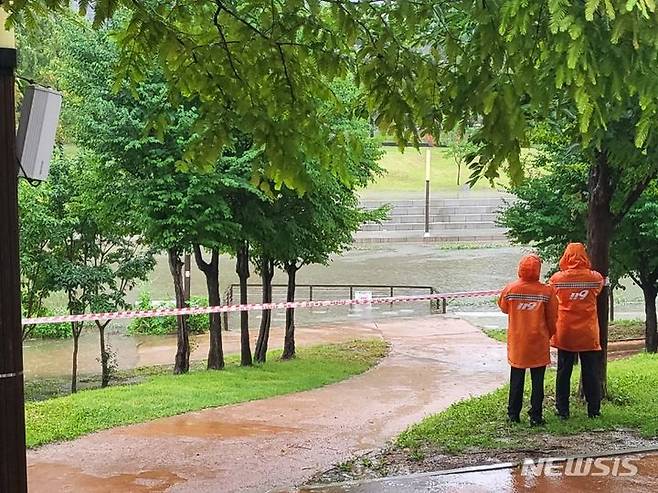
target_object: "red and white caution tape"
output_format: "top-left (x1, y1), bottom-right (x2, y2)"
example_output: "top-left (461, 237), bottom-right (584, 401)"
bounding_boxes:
top-left (22, 290), bottom-right (500, 326)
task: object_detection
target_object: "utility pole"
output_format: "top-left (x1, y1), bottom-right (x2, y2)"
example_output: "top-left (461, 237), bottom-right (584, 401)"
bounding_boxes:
top-left (0, 6), bottom-right (28, 492)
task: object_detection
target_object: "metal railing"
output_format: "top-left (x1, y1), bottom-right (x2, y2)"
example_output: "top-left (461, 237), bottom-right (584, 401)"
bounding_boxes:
top-left (222, 283), bottom-right (441, 330)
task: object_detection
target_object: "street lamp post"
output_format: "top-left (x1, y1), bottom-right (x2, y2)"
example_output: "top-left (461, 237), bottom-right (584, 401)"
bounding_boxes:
top-left (0, 7), bottom-right (28, 492)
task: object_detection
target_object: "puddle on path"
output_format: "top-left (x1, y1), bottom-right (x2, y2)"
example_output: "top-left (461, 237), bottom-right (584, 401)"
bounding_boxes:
top-left (29, 463), bottom-right (186, 493)
top-left (126, 418), bottom-right (299, 439)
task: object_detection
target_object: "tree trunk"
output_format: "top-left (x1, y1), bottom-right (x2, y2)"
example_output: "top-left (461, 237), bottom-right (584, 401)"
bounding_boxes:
top-left (586, 150), bottom-right (614, 395)
top-left (96, 320), bottom-right (111, 388)
top-left (236, 242), bottom-right (252, 366)
top-left (282, 263), bottom-right (298, 360)
top-left (643, 284), bottom-right (658, 353)
top-left (71, 322), bottom-right (81, 393)
top-left (169, 248), bottom-right (190, 374)
top-left (255, 258), bottom-right (274, 363)
top-left (194, 245), bottom-right (224, 370)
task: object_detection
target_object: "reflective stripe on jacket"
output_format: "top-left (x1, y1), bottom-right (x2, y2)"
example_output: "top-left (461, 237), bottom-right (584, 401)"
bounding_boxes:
top-left (498, 255), bottom-right (557, 369)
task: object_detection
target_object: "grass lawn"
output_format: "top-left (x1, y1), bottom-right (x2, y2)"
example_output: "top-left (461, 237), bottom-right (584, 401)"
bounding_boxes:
top-left (483, 328), bottom-right (508, 343)
top-left (365, 147), bottom-right (509, 194)
top-left (484, 319), bottom-right (645, 344)
top-left (26, 339), bottom-right (388, 448)
top-left (397, 353), bottom-right (658, 454)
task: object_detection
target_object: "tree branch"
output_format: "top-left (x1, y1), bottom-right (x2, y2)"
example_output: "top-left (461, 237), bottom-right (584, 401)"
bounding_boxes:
top-left (193, 244), bottom-right (211, 274)
top-left (215, 0), bottom-right (269, 40)
top-left (614, 173), bottom-right (655, 225)
top-left (277, 44), bottom-right (295, 102)
top-left (212, 1), bottom-right (245, 84)
top-left (628, 271), bottom-right (643, 288)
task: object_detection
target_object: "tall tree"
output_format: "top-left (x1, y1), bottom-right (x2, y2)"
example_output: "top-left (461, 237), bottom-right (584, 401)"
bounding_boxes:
top-left (78, 160), bottom-right (155, 387)
top-left (39, 153), bottom-right (154, 391)
top-left (500, 145), bottom-right (658, 353)
top-left (250, 80), bottom-right (386, 361)
top-left (42, 155), bottom-right (93, 393)
top-left (17, 181), bottom-right (58, 340)
top-left (219, 150), bottom-right (272, 367)
top-left (185, 167), bottom-right (241, 371)
top-left (274, 174), bottom-right (386, 360)
top-left (53, 16), bottom-right (210, 374)
top-left (614, 191), bottom-right (658, 353)
top-left (345, 1), bottom-right (658, 387)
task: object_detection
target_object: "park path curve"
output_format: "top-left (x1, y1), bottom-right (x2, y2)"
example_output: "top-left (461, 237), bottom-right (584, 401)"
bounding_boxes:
top-left (27, 316), bottom-right (507, 493)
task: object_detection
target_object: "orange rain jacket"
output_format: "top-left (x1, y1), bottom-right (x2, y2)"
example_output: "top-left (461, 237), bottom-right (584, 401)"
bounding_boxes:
top-left (549, 243), bottom-right (605, 352)
top-left (498, 255), bottom-right (557, 369)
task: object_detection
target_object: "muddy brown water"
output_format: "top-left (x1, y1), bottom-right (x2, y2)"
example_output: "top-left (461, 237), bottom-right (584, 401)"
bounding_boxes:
top-left (25, 245), bottom-right (522, 379)
top-left (23, 323), bottom-right (381, 379)
top-left (25, 244), bottom-right (645, 380)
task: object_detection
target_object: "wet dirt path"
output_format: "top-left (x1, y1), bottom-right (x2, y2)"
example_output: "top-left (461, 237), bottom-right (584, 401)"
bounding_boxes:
top-left (27, 316), bottom-right (507, 493)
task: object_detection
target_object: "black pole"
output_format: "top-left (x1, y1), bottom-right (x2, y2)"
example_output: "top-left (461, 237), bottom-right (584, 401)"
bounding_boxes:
top-left (0, 45), bottom-right (28, 493)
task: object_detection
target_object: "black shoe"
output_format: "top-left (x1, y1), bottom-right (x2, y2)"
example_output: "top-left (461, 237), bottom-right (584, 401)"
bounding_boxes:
top-left (530, 417), bottom-right (546, 427)
top-left (555, 411), bottom-right (569, 421)
top-left (588, 412), bottom-right (601, 419)
top-left (508, 415), bottom-right (521, 424)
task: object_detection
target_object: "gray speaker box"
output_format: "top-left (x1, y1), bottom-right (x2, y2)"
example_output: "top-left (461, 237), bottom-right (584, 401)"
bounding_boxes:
top-left (16, 84), bottom-right (63, 182)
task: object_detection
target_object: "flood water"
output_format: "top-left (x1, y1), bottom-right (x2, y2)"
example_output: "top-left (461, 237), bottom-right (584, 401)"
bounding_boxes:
top-left (24, 244), bottom-right (645, 380)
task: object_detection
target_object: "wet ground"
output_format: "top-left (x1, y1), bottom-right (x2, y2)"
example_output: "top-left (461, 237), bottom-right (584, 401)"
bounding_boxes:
top-left (25, 244), bottom-right (645, 380)
top-left (22, 322), bottom-right (380, 379)
top-left (27, 316), bottom-right (508, 493)
top-left (309, 426), bottom-right (658, 486)
top-left (293, 450), bottom-right (658, 493)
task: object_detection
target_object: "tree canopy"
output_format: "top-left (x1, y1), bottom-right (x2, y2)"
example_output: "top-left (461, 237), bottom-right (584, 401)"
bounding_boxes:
top-left (10, 1), bottom-right (658, 187)
top-left (500, 141), bottom-right (658, 353)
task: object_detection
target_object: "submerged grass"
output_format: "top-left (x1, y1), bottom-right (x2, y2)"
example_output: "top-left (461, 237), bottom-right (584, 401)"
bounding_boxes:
top-left (483, 319), bottom-right (645, 345)
top-left (26, 339), bottom-right (388, 448)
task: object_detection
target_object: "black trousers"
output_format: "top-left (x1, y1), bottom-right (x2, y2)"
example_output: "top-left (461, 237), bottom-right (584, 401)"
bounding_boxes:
top-left (556, 349), bottom-right (602, 417)
top-left (508, 366), bottom-right (546, 421)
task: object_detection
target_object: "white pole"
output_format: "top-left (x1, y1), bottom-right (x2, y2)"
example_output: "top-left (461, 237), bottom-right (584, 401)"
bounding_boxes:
top-left (0, 8), bottom-right (15, 49)
top-left (424, 147), bottom-right (431, 238)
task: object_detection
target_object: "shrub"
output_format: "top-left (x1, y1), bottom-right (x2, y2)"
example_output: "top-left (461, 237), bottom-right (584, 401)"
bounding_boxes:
top-left (127, 292), bottom-right (209, 336)
top-left (25, 308), bottom-right (71, 339)
top-left (29, 321), bottom-right (71, 339)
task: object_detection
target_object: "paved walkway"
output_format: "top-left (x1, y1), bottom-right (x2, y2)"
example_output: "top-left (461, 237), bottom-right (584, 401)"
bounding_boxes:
top-left (27, 317), bottom-right (507, 493)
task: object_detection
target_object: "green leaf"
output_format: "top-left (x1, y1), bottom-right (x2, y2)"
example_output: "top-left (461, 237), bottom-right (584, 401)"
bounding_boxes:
top-left (585, 0), bottom-right (601, 20)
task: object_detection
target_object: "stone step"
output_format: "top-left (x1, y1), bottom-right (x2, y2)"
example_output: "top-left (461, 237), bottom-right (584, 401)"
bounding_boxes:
top-left (361, 221), bottom-right (501, 232)
top-left (370, 212), bottom-right (499, 224)
top-left (354, 228), bottom-right (508, 243)
top-left (361, 197), bottom-right (511, 208)
top-left (370, 204), bottom-right (503, 216)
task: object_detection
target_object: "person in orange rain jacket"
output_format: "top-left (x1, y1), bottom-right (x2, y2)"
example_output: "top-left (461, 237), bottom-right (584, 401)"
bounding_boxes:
top-left (498, 254), bottom-right (557, 426)
top-left (550, 243), bottom-right (605, 419)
